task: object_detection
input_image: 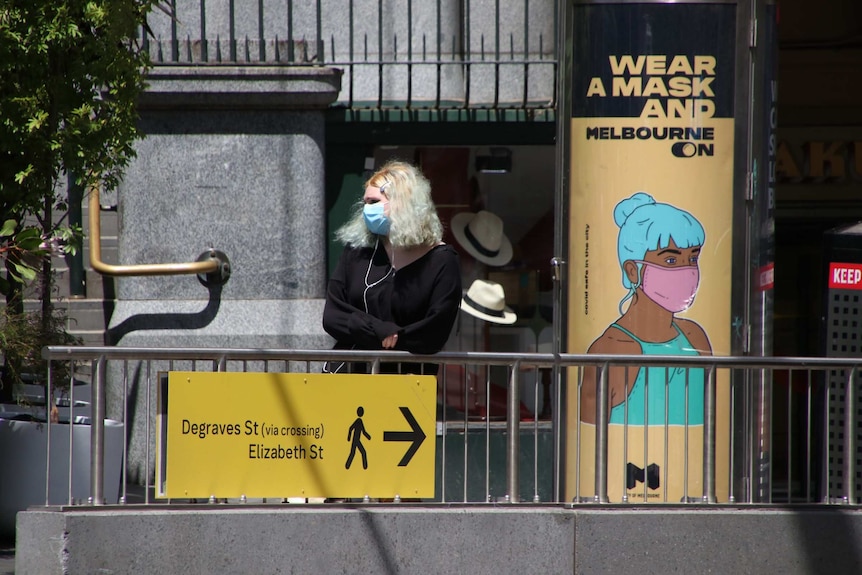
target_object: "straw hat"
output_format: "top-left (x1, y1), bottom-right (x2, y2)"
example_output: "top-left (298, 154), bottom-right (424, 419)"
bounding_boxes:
top-left (451, 210), bottom-right (513, 267)
top-left (460, 279), bottom-right (517, 324)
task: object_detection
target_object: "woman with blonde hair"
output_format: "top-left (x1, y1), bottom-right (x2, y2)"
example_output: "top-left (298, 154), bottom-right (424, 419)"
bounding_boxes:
top-left (323, 160), bottom-right (462, 374)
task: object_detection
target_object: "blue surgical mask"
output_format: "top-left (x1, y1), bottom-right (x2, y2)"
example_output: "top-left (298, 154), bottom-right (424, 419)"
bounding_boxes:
top-left (363, 202), bottom-right (390, 235)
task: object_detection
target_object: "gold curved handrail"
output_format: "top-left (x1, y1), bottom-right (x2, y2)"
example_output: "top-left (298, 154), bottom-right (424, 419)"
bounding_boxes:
top-left (88, 185), bottom-right (221, 277)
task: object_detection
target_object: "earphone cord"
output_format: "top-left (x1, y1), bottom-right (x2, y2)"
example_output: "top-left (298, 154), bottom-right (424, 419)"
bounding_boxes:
top-left (363, 237), bottom-right (393, 313)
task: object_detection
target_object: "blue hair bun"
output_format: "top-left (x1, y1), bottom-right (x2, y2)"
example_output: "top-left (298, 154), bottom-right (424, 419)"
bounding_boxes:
top-left (613, 192), bottom-right (655, 228)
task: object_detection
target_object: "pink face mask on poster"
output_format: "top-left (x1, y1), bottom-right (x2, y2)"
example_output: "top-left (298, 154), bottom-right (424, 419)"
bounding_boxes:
top-left (635, 261), bottom-right (700, 313)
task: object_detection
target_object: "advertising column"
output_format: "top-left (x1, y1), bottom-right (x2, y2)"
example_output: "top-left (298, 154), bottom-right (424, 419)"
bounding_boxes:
top-left (564, 1), bottom-right (736, 502)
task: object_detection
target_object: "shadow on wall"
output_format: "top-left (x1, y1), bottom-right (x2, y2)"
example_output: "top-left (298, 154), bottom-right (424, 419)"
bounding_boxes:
top-left (107, 285), bottom-right (223, 345)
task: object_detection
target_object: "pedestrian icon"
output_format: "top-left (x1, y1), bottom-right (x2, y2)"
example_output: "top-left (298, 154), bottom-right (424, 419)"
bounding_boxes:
top-left (345, 406), bottom-right (371, 470)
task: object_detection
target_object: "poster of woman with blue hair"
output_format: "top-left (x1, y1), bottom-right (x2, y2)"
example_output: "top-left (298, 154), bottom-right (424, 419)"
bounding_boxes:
top-left (579, 192), bottom-right (713, 503)
top-left (581, 192), bottom-right (712, 426)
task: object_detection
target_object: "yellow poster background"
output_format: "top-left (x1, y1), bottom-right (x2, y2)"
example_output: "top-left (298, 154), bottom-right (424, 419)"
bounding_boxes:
top-left (565, 117), bottom-right (733, 503)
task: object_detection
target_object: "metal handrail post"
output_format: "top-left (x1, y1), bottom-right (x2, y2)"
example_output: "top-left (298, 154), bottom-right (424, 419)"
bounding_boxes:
top-left (845, 367), bottom-right (857, 504)
top-left (595, 363), bottom-right (609, 503)
top-left (91, 355), bottom-right (107, 505)
top-left (703, 365), bottom-right (717, 503)
top-left (507, 361), bottom-right (521, 502)
top-left (45, 362), bottom-right (53, 505)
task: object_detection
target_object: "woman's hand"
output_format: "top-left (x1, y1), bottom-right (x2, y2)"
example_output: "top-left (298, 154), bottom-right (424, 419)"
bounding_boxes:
top-left (382, 333), bottom-right (399, 349)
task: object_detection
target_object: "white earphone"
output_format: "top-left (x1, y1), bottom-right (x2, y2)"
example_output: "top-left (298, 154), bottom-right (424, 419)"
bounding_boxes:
top-left (363, 237), bottom-right (393, 313)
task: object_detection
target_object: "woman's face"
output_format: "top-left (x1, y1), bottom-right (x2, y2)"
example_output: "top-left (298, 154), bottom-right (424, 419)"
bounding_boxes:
top-left (624, 237), bottom-right (700, 285)
top-left (363, 182), bottom-right (390, 217)
top-left (641, 237), bottom-right (700, 268)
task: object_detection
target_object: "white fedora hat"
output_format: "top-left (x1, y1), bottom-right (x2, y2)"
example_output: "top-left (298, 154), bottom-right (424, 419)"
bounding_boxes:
top-left (460, 280), bottom-right (517, 324)
top-left (451, 210), bottom-right (513, 267)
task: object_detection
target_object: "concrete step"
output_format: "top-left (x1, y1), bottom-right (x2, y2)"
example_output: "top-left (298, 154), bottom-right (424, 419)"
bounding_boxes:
top-left (21, 298), bottom-right (113, 343)
top-left (22, 271), bottom-right (116, 303)
top-left (66, 329), bottom-right (108, 347)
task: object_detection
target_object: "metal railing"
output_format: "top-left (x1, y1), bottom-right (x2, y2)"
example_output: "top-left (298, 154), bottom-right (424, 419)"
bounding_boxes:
top-left (29, 346), bottom-right (862, 507)
top-left (141, 0), bottom-right (558, 111)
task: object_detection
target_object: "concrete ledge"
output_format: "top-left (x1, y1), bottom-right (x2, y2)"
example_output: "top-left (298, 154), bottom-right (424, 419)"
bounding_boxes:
top-left (140, 66), bottom-right (343, 110)
top-left (15, 505), bottom-right (862, 574)
top-left (17, 506), bottom-right (574, 574)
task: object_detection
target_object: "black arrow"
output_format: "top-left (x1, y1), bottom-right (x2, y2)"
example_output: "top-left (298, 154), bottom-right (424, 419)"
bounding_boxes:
top-left (383, 407), bottom-right (426, 467)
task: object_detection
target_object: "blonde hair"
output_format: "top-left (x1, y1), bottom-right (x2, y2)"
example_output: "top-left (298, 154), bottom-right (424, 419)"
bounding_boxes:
top-left (335, 160), bottom-right (444, 248)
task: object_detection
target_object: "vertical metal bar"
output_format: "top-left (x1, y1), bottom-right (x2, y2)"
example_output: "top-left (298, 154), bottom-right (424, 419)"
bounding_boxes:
top-left (287, 0), bottom-right (295, 62)
top-left (822, 371), bottom-right (831, 503)
top-left (141, 6), bottom-right (150, 53)
top-left (485, 366), bottom-right (491, 500)
top-left (507, 361), bottom-right (521, 502)
top-left (533, 365), bottom-right (540, 502)
top-left (621, 366), bottom-right (629, 503)
top-left (68, 363), bottom-right (75, 503)
top-left (67, 176), bottom-right (85, 297)
top-left (229, 0), bottom-right (237, 61)
top-left (258, 0), bottom-right (266, 61)
top-left (171, 0), bottom-right (179, 61)
top-left (765, 368), bottom-right (773, 503)
top-left (574, 365), bottom-right (581, 503)
top-left (200, 0), bottom-right (208, 62)
top-left (91, 355), bottom-right (107, 505)
top-left (463, 364), bottom-right (469, 502)
top-left (435, 0), bottom-right (442, 107)
top-left (377, 0), bottom-right (384, 107)
top-left (787, 369), bottom-right (793, 502)
top-left (45, 362), bottom-right (53, 505)
top-left (522, 0), bottom-right (530, 107)
top-left (844, 367), bottom-right (857, 504)
top-left (704, 365), bottom-right (717, 503)
top-left (348, 0), bottom-right (354, 105)
top-left (464, 0), bottom-right (472, 109)
top-left (595, 363), bottom-right (609, 502)
top-left (145, 360), bottom-right (152, 504)
top-left (806, 369), bottom-right (813, 502)
top-left (217, 355), bottom-right (227, 372)
top-left (316, 0), bottom-right (323, 61)
top-left (407, 0), bottom-right (413, 107)
top-left (440, 365), bottom-right (447, 502)
top-left (643, 367), bottom-right (649, 502)
top-left (681, 367), bottom-right (687, 503)
top-left (493, 0), bottom-right (500, 107)
top-left (550, 0), bottom-right (559, 108)
top-left (729, 375), bottom-right (736, 503)
top-left (121, 360), bottom-right (129, 504)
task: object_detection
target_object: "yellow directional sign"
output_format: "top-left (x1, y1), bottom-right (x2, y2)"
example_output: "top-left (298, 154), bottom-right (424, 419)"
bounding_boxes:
top-left (156, 372), bottom-right (437, 499)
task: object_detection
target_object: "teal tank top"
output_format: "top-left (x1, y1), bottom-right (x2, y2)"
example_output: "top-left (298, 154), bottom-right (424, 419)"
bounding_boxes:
top-left (607, 322), bottom-right (704, 426)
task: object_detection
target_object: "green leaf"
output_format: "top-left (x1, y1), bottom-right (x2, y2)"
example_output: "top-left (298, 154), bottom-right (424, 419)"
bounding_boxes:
top-left (14, 165), bottom-right (34, 184)
top-left (12, 262), bottom-right (37, 282)
top-left (26, 111), bottom-right (48, 132)
top-left (0, 220), bottom-right (17, 237)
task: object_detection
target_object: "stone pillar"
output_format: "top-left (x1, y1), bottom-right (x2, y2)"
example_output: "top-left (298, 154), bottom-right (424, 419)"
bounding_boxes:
top-left (107, 67), bottom-right (341, 482)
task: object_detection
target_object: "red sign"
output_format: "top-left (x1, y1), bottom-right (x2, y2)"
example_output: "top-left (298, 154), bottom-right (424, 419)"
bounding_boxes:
top-left (829, 262), bottom-right (862, 289)
top-left (758, 262), bottom-right (775, 291)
